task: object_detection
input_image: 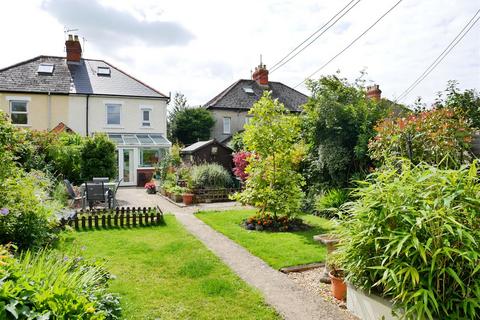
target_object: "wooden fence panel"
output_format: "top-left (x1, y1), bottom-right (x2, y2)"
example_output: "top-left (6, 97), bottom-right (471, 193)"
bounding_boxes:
top-left (63, 206), bottom-right (164, 231)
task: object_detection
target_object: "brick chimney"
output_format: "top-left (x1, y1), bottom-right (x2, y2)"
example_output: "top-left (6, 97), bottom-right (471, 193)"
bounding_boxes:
top-left (252, 63), bottom-right (269, 86)
top-left (366, 84), bottom-right (382, 101)
top-left (65, 34), bottom-right (82, 63)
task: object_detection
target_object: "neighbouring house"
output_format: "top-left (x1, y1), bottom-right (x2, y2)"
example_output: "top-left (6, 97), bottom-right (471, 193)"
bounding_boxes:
top-left (0, 34), bottom-right (171, 186)
top-left (204, 63), bottom-right (308, 144)
top-left (180, 139), bottom-right (233, 172)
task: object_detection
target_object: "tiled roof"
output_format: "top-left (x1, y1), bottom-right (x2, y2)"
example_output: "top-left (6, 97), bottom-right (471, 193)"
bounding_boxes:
top-left (0, 56), bottom-right (167, 98)
top-left (204, 79), bottom-right (308, 112)
top-left (181, 140), bottom-right (215, 152)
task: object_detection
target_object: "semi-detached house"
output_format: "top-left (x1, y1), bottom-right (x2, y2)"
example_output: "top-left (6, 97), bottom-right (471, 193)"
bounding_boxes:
top-left (0, 35), bottom-right (171, 187)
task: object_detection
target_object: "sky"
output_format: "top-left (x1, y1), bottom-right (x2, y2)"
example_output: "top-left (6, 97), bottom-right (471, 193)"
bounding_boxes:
top-left (0, 0), bottom-right (478, 107)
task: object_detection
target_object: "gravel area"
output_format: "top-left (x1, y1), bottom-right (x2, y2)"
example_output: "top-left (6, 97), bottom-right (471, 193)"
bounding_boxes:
top-left (286, 267), bottom-right (359, 320)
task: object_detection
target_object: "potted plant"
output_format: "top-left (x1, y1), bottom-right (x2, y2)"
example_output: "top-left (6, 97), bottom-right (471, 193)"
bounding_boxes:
top-left (182, 173), bottom-right (194, 205)
top-left (328, 252), bottom-right (346, 301)
top-left (170, 186), bottom-right (186, 202)
top-left (144, 181), bottom-right (157, 194)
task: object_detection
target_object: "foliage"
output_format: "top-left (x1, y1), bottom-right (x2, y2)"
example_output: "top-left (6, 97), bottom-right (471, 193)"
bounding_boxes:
top-left (315, 188), bottom-right (349, 218)
top-left (170, 143), bottom-right (182, 167)
top-left (233, 92), bottom-right (305, 218)
top-left (0, 170), bottom-right (56, 250)
top-left (338, 160), bottom-right (480, 319)
top-left (52, 181), bottom-right (69, 207)
top-left (197, 209), bottom-right (334, 269)
top-left (191, 163), bottom-right (233, 189)
top-left (302, 74), bottom-right (404, 189)
top-left (170, 107), bottom-right (215, 145)
top-left (229, 131), bottom-right (245, 152)
top-left (0, 246), bottom-right (121, 319)
top-left (167, 92), bottom-right (188, 140)
top-left (369, 108), bottom-right (473, 168)
top-left (435, 80), bottom-right (480, 129)
top-left (48, 132), bottom-right (83, 183)
top-left (169, 185), bottom-right (188, 195)
top-left (13, 130), bottom-right (56, 173)
top-left (232, 151), bottom-right (251, 181)
top-left (80, 134), bottom-right (117, 181)
top-left (244, 214), bottom-right (307, 232)
top-left (59, 217), bottom-right (278, 319)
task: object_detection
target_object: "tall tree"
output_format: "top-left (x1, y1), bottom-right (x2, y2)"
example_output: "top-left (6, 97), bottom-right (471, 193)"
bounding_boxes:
top-left (167, 92), bottom-right (188, 140)
top-left (170, 107), bottom-right (215, 145)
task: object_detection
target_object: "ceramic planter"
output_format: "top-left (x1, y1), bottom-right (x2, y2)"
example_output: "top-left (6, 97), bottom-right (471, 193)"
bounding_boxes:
top-left (347, 283), bottom-right (399, 320)
top-left (329, 270), bottom-right (347, 301)
top-left (146, 188), bottom-right (156, 194)
top-left (182, 193), bottom-right (194, 205)
top-left (171, 194), bottom-right (182, 202)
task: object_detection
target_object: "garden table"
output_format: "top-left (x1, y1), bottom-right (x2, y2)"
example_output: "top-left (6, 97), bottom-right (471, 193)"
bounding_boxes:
top-left (79, 182), bottom-right (117, 210)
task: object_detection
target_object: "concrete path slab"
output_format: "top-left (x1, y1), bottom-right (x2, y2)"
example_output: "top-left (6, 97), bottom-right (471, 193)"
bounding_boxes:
top-left (116, 188), bottom-right (354, 320)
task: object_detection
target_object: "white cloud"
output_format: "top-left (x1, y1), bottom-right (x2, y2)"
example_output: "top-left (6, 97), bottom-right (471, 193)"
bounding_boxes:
top-left (0, 0), bottom-right (478, 107)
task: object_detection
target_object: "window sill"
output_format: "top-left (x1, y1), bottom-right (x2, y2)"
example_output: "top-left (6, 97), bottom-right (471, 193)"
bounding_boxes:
top-left (14, 124), bottom-right (32, 127)
top-left (140, 126), bottom-right (154, 130)
top-left (103, 126), bottom-right (125, 129)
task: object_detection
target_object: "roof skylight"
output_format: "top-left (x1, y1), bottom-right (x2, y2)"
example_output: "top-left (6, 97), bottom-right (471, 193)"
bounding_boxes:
top-left (37, 63), bottom-right (54, 74)
top-left (97, 66), bottom-right (111, 76)
top-left (243, 87), bottom-right (254, 94)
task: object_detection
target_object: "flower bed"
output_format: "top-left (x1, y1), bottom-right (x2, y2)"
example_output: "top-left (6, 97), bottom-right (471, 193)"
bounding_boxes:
top-left (243, 214), bottom-right (309, 232)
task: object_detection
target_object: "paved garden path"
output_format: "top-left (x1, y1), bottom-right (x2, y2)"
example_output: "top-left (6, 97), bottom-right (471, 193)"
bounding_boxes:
top-left (116, 188), bottom-right (353, 320)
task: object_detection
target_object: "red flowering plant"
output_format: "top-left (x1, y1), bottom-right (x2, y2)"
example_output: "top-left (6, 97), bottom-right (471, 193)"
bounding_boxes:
top-left (232, 151), bottom-right (251, 181)
top-left (369, 108), bottom-right (473, 168)
top-left (144, 181), bottom-right (157, 194)
top-left (244, 213), bottom-right (307, 232)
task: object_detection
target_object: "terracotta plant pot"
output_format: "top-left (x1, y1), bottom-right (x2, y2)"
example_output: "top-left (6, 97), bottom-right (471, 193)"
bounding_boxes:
top-left (329, 270), bottom-right (347, 301)
top-left (182, 193), bottom-right (194, 205)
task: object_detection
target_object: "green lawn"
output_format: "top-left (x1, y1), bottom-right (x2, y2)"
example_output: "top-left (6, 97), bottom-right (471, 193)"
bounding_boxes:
top-left (59, 215), bottom-right (278, 320)
top-left (196, 209), bottom-right (334, 269)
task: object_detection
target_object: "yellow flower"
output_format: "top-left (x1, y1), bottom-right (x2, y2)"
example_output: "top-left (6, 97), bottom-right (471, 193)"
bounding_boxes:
top-left (86, 306), bottom-right (95, 313)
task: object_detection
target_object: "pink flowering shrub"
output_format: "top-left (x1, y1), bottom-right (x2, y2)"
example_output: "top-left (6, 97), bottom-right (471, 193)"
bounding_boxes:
top-left (232, 152), bottom-right (251, 181)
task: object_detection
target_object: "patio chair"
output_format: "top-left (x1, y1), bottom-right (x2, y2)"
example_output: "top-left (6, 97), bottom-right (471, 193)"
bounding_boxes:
top-left (93, 177), bottom-right (110, 182)
top-left (63, 179), bottom-right (84, 208)
top-left (107, 178), bottom-right (123, 209)
top-left (85, 181), bottom-right (108, 209)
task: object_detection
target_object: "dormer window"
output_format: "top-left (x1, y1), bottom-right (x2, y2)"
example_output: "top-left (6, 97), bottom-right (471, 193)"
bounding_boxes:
top-left (38, 63), bottom-right (54, 75)
top-left (97, 66), bottom-right (111, 76)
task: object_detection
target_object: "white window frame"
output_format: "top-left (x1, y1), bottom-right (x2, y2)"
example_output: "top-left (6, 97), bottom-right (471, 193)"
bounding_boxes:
top-left (140, 106), bottom-right (153, 128)
top-left (223, 117), bottom-right (231, 134)
top-left (105, 103), bottom-right (122, 127)
top-left (8, 99), bottom-right (30, 126)
top-left (245, 116), bottom-right (253, 125)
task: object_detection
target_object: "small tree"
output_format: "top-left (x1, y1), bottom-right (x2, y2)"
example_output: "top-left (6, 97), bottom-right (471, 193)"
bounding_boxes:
top-left (167, 92), bottom-right (188, 140)
top-left (80, 134), bottom-right (116, 180)
top-left (233, 92), bottom-right (304, 218)
top-left (170, 107), bottom-right (215, 145)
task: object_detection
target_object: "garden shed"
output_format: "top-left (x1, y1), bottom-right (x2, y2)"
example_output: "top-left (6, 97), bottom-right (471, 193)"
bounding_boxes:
top-left (181, 140), bottom-right (233, 172)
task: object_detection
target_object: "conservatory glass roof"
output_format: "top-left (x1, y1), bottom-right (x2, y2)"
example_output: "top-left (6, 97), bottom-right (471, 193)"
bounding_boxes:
top-left (107, 133), bottom-right (171, 147)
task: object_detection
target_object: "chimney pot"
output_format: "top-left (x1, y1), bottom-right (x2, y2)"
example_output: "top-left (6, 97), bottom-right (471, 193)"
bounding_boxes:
top-left (65, 34), bottom-right (82, 63)
top-left (252, 63), bottom-right (269, 86)
top-left (366, 84), bottom-right (382, 101)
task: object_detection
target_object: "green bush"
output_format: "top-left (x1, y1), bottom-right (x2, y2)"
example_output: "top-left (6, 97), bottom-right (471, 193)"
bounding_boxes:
top-left (315, 188), bottom-right (349, 218)
top-left (48, 133), bottom-right (83, 183)
top-left (52, 181), bottom-right (69, 207)
top-left (80, 134), bottom-right (117, 181)
top-left (0, 246), bottom-right (121, 319)
top-left (338, 160), bottom-right (480, 319)
top-left (191, 163), bottom-right (233, 189)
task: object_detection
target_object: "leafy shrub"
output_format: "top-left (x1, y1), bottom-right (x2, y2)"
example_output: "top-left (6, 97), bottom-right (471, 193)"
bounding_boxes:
top-left (338, 160), bottom-right (480, 319)
top-left (48, 133), bottom-right (83, 183)
top-left (232, 151), bottom-right (251, 181)
top-left (0, 169), bottom-right (57, 250)
top-left (315, 188), bottom-right (349, 218)
top-left (369, 108), bottom-right (473, 168)
top-left (52, 181), bottom-right (69, 207)
top-left (233, 92), bottom-right (305, 218)
top-left (229, 132), bottom-right (245, 152)
top-left (0, 246), bottom-right (121, 319)
top-left (243, 214), bottom-right (307, 232)
top-left (80, 134), bottom-right (117, 181)
top-left (191, 163), bottom-right (233, 189)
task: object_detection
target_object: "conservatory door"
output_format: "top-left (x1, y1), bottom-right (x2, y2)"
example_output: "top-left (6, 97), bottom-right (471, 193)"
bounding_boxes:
top-left (119, 148), bottom-right (135, 186)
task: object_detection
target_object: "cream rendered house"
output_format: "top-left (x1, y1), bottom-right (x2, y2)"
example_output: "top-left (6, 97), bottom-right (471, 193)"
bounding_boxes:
top-left (0, 35), bottom-right (170, 186)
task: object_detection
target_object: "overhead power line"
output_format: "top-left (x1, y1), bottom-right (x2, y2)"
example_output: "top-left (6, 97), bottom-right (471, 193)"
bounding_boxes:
top-left (269, 0), bottom-right (362, 74)
top-left (396, 9), bottom-right (480, 102)
top-left (293, 0), bottom-right (404, 89)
